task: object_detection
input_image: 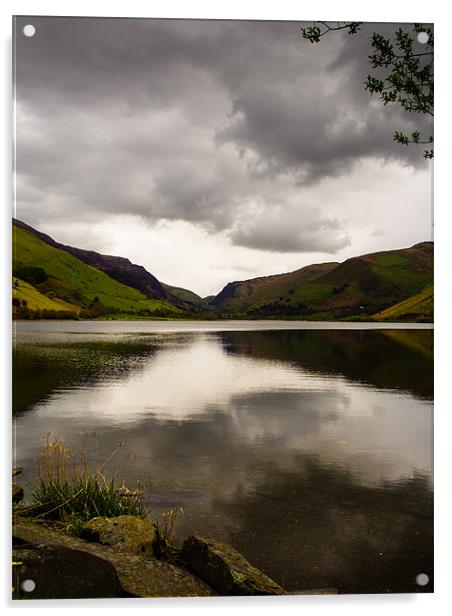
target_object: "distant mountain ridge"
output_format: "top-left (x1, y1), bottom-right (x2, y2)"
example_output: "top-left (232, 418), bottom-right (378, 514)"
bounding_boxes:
top-left (210, 262), bottom-right (337, 309)
top-left (12, 219), bottom-right (433, 322)
top-left (13, 218), bottom-right (209, 311)
top-left (12, 221), bottom-right (187, 319)
top-left (209, 242), bottom-right (433, 321)
top-left (13, 218), bottom-right (176, 304)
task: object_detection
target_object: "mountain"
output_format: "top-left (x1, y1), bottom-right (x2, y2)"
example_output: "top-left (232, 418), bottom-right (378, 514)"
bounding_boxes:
top-left (209, 262), bottom-right (337, 312)
top-left (210, 243), bottom-right (433, 321)
top-left (13, 219), bottom-right (213, 316)
top-left (13, 219), bottom-right (175, 304)
top-left (162, 283), bottom-right (210, 310)
top-left (12, 219), bottom-right (433, 322)
top-left (13, 221), bottom-right (183, 318)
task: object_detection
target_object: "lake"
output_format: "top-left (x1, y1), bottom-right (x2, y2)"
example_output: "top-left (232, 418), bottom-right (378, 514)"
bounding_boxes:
top-left (13, 320), bottom-right (433, 594)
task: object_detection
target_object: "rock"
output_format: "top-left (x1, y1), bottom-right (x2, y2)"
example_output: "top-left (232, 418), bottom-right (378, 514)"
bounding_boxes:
top-left (81, 515), bottom-right (156, 557)
top-left (12, 484), bottom-right (24, 504)
top-left (12, 544), bottom-right (122, 599)
top-left (13, 522), bottom-right (215, 598)
top-left (182, 535), bottom-right (286, 596)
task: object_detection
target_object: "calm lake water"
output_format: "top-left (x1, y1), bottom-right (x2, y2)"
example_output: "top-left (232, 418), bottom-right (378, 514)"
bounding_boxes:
top-left (13, 320), bottom-right (433, 594)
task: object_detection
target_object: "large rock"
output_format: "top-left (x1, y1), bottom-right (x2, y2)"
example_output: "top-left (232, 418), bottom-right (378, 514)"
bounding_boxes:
top-left (182, 535), bottom-right (286, 596)
top-left (13, 544), bottom-right (122, 599)
top-left (13, 522), bottom-right (215, 598)
top-left (81, 515), bottom-right (155, 557)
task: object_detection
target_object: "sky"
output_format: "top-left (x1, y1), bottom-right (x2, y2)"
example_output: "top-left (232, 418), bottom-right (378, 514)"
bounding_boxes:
top-left (14, 17), bottom-right (433, 297)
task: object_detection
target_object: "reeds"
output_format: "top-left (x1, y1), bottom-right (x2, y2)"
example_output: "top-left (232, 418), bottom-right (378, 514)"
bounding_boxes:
top-left (28, 433), bottom-right (147, 529)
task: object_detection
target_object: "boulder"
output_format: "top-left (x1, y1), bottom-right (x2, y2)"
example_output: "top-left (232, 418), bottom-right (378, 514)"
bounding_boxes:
top-left (12, 484), bottom-right (24, 504)
top-left (81, 515), bottom-right (156, 557)
top-left (13, 522), bottom-right (215, 598)
top-left (12, 544), bottom-right (122, 599)
top-left (182, 535), bottom-right (286, 596)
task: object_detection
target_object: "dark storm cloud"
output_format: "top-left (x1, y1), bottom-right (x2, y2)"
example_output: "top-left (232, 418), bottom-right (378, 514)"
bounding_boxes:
top-left (14, 17), bottom-right (431, 252)
top-left (216, 22), bottom-right (433, 183)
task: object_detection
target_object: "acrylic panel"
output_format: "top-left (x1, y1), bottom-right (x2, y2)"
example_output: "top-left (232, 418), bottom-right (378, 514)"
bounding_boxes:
top-left (12, 16), bottom-right (433, 599)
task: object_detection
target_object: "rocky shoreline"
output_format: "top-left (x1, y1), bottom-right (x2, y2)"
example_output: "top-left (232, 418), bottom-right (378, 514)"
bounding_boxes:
top-left (13, 473), bottom-right (291, 599)
top-left (13, 516), bottom-right (287, 599)
top-left (13, 471), bottom-right (337, 599)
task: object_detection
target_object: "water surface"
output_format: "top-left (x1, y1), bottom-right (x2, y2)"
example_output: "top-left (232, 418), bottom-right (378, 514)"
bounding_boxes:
top-left (13, 320), bottom-right (433, 594)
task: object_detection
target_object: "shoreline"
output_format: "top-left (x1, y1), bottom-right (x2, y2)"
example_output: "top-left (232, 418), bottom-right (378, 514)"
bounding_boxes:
top-left (13, 318), bottom-right (434, 331)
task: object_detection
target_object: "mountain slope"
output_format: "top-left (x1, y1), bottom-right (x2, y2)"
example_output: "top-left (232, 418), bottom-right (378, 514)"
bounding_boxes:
top-left (373, 284), bottom-right (433, 322)
top-left (13, 277), bottom-right (80, 315)
top-left (13, 218), bottom-right (176, 304)
top-left (211, 243), bottom-right (433, 320)
top-left (13, 224), bottom-right (182, 318)
top-left (162, 283), bottom-right (211, 310)
top-left (12, 219), bottom-right (433, 322)
top-left (209, 262), bottom-right (338, 312)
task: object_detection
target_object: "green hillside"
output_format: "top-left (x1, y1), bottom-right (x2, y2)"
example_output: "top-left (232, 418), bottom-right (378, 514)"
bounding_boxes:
top-left (210, 262), bottom-right (337, 312)
top-left (373, 284), bottom-right (433, 322)
top-left (162, 283), bottom-right (210, 310)
top-left (211, 243), bottom-right (433, 321)
top-left (13, 225), bottom-right (182, 318)
top-left (13, 277), bottom-right (80, 315)
top-left (12, 219), bottom-right (433, 322)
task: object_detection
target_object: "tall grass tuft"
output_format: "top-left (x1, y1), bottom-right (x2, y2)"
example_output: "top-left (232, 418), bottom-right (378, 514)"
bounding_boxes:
top-left (28, 433), bottom-right (147, 528)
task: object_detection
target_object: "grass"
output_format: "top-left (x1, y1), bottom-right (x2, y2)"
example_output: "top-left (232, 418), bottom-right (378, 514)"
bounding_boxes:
top-left (13, 225), bottom-right (182, 317)
top-left (372, 264), bottom-right (430, 294)
top-left (18, 434), bottom-right (148, 533)
top-left (373, 284), bottom-right (433, 322)
top-left (375, 253), bottom-right (409, 267)
top-left (14, 432), bottom-right (187, 564)
top-left (13, 277), bottom-right (80, 314)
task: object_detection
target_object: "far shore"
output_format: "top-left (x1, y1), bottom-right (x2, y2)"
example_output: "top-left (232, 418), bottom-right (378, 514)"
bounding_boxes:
top-left (13, 318), bottom-right (434, 330)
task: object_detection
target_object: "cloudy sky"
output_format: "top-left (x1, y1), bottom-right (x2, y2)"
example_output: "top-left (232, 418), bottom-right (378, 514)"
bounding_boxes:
top-left (14, 17), bottom-right (433, 296)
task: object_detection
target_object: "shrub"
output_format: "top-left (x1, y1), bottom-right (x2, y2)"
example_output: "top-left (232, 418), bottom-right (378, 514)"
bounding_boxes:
top-left (13, 266), bottom-right (48, 285)
top-left (28, 434), bottom-right (147, 527)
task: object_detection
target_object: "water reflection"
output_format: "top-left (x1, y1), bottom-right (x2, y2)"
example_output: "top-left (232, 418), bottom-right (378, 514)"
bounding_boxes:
top-left (213, 456), bottom-right (433, 594)
top-left (221, 329), bottom-right (433, 398)
top-left (12, 323), bottom-right (433, 593)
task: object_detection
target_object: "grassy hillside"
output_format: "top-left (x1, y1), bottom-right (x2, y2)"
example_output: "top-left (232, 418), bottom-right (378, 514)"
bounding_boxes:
top-left (13, 225), bottom-right (182, 318)
top-left (210, 262), bottom-right (337, 312)
top-left (211, 243), bottom-right (433, 321)
top-left (373, 284), bottom-right (433, 322)
top-left (162, 283), bottom-right (211, 310)
top-left (13, 277), bottom-right (80, 314)
top-left (12, 219), bottom-right (433, 322)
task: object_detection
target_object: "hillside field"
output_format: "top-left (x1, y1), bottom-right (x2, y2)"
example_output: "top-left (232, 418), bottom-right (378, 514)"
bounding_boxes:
top-left (13, 225), bottom-right (182, 318)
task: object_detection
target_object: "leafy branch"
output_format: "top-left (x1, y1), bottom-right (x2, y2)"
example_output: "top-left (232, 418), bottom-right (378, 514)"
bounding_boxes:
top-left (301, 22), bottom-right (363, 43)
top-left (301, 22), bottom-right (434, 158)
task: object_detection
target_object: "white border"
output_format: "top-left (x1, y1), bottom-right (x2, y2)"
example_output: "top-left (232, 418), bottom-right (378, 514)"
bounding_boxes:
top-left (1, 1), bottom-right (451, 614)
